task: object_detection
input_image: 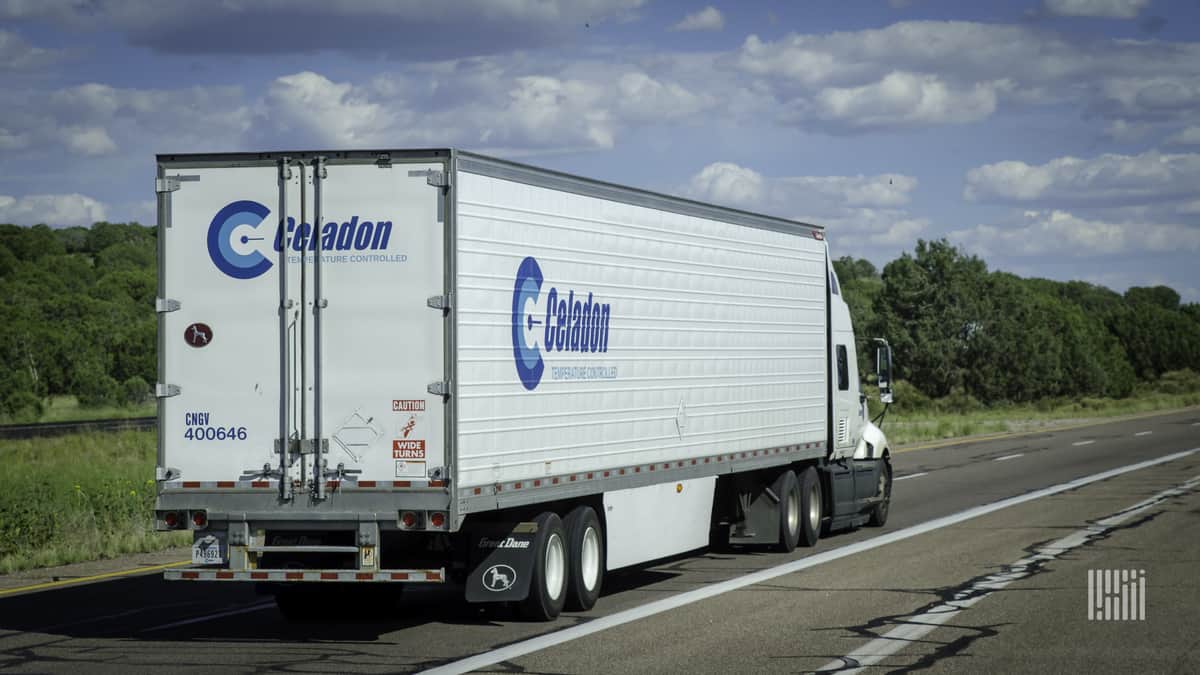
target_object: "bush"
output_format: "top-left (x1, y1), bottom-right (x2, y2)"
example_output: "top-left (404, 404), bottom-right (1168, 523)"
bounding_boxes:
top-left (120, 376), bottom-right (151, 407)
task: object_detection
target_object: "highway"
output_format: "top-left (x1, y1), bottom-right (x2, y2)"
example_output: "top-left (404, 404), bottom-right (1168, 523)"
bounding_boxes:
top-left (1, 409), bottom-right (1197, 674)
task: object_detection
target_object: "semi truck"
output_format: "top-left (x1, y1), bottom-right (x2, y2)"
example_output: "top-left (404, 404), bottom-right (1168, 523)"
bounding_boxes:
top-left (154, 149), bottom-right (895, 620)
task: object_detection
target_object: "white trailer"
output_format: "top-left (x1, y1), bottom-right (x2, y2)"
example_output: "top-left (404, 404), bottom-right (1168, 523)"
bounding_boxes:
top-left (155, 149), bottom-right (895, 620)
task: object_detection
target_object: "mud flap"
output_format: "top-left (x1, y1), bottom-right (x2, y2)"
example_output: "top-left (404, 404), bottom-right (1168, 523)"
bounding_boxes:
top-left (464, 520), bottom-right (543, 603)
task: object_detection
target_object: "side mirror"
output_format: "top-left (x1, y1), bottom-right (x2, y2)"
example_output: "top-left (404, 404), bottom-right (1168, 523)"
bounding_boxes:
top-left (874, 338), bottom-right (894, 404)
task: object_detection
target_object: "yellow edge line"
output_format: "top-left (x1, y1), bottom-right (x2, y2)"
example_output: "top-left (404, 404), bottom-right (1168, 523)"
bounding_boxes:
top-left (893, 405), bottom-right (1200, 454)
top-left (0, 559), bottom-right (190, 597)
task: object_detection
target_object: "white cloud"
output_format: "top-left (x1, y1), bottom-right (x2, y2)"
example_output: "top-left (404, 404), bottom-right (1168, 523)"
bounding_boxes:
top-left (0, 28), bottom-right (56, 70)
top-left (260, 71), bottom-right (395, 146)
top-left (1166, 126), bottom-right (1200, 145)
top-left (950, 209), bottom-right (1200, 258)
top-left (1042, 0), bottom-right (1149, 19)
top-left (684, 162), bottom-right (928, 256)
top-left (805, 72), bottom-right (1003, 129)
top-left (0, 194), bottom-right (109, 227)
top-left (670, 6), bottom-right (724, 32)
top-left (60, 126), bottom-right (118, 156)
top-left (964, 151), bottom-right (1200, 205)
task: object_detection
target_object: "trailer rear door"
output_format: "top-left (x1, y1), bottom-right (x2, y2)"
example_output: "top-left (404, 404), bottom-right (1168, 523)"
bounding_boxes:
top-left (159, 156), bottom-right (447, 495)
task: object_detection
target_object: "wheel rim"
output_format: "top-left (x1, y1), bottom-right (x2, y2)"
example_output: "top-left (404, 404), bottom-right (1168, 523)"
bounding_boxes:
top-left (786, 488), bottom-right (800, 537)
top-left (545, 533), bottom-right (565, 601)
top-left (580, 526), bottom-right (601, 592)
top-left (808, 482), bottom-right (821, 533)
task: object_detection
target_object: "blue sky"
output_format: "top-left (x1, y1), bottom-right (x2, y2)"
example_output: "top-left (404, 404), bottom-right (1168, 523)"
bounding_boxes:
top-left (2, 0), bottom-right (1199, 299)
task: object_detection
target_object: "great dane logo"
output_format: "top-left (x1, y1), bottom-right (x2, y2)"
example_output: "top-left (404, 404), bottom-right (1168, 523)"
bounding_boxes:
top-left (482, 564), bottom-right (516, 592)
top-left (184, 323), bottom-right (213, 348)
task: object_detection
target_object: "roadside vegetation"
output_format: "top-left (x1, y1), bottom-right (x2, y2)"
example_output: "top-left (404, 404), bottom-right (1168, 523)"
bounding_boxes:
top-left (0, 431), bottom-right (188, 575)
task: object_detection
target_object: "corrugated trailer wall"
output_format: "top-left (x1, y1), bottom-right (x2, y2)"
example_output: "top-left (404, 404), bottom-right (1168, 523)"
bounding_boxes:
top-left (453, 163), bottom-right (828, 493)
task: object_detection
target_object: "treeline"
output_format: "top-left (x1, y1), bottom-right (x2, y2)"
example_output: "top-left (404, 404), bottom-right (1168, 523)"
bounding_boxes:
top-left (2, 224), bottom-right (1199, 421)
top-left (834, 240), bottom-right (1200, 406)
top-left (0, 222), bottom-right (156, 420)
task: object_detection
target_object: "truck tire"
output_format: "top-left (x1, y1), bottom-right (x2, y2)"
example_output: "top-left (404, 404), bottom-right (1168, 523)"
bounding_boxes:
top-left (867, 459), bottom-right (892, 527)
top-left (772, 470), bottom-right (802, 552)
top-left (563, 505), bottom-right (604, 611)
top-left (518, 511), bottom-right (568, 621)
top-left (799, 467), bottom-right (822, 547)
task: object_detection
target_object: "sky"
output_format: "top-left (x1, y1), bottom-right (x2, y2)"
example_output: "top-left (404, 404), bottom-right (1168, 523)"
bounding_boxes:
top-left (2, 0), bottom-right (1199, 300)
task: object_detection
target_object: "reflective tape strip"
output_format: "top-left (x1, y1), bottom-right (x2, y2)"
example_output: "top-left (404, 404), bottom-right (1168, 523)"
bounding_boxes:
top-left (164, 568), bottom-right (446, 583)
top-left (460, 441), bottom-right (827, 500)
top-left (162, 479), bottom-right (446, 491)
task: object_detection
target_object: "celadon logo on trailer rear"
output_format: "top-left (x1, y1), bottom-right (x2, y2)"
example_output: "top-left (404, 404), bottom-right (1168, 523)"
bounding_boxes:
top-left (206, 200), bottom-right (403, 280)
top-left (510, 256), bottom-right (615, 391)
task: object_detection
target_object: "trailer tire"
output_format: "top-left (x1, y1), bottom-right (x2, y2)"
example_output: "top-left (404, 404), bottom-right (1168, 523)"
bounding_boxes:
top-left (518, 511), bottom-right (568, 621)
top-left (563, 505), bottom-right (604, 611)
top-left (798, 467), bottom-right (822, 547)
top-left (772, 470), bottom-right (802, 552)
top-left (867, 458), bottom-right (892, 527)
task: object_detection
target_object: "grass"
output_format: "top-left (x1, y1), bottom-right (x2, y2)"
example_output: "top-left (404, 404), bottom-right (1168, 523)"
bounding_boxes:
top-left (35, 395), bottom-right (155, 423)
top-left (0, 430), bottom-right (188, 575)
top-left (875, 370), bottom-right (1200, 446)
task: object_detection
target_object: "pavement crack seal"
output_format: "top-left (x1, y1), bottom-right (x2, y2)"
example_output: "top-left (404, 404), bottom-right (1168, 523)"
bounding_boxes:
top-left (419, 449), bottom-right (1198, 675)
top-left (816, 473), bottom-right (1200, 673)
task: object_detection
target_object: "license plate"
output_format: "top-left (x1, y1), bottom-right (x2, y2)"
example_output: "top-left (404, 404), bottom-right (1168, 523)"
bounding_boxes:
top-left (192, 537), bottom-right (223, 565)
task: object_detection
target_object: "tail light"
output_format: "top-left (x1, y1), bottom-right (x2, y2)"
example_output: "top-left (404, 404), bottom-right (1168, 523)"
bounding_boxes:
top-left (163, 511), bottom-right (180, 529)
top-left (429, 511), bottom-right (447, 529)
top-left (191, 510), bottom-right (208, 529)
top-left (400, 511), bottom-right (419, 529)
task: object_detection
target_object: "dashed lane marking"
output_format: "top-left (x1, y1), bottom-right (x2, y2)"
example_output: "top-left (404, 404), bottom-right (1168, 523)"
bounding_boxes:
top-left (894, 472), bottom-right (929, 481)
top-left (993, 453), bottom-right (1025, 462)
top-left (1073, 440), bottom-right (1095, 447)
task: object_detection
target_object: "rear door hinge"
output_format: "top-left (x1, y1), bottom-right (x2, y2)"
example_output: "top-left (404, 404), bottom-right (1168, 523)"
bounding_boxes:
top-left (376, 153), bottom-right (392, 168)
top-left (156, 174), bottom-right (199, 193)
top-left (426, 170), bottom-right (449, 188)
top-left (426, 294), bottom-right (452, 311)
top-left (156, 298), bottom-right (181, 313)
top-left (156, 383), bottom-right (181, 398)
top-left (427, 381), bottom-right (451, 397)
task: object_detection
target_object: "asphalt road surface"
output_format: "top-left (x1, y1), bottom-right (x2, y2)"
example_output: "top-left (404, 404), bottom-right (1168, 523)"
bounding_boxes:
top-left (1, 409), bottom-right (1197, 674)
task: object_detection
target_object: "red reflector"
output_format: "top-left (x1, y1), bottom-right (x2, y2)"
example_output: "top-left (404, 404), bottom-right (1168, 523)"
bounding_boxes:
top-left (285, 572), bottom-right (304, 580)
top-left (394, 481), bottom-right (411, 488)
top-left (533, 479), bottom-right (541, 487)
top-left (356, 573), bottom-right (373, 580)
top-left (216, 481), bottom-right (235, 488)
top-left (391, 572), bottom-right (409, 580)
top-left (587, 473), bottom-right (593, 479)
top-left (181, 571), bottom-right (199, 579)
top-left (251, 481), bottom-right (269, 488)
top-left (569, 475), bottom-right (577, 482)
top-left (514, 482), bottom-right (522, 489)
top-left (473, 487), bottom-right (481, 495)
top-left (428, 571), bottom-right (442, 581)
top-left (429, 480), bottom-right (445, 487)
top-left (359, 480), bottom-right (377, 488)
top-left (250, 572), bottom-right (268, 580)
top-left (182, 481), bottom-right (201, 488)
top-left (320, 572), bottom-right (338, 580)
top-left (326, 481), bottom-right (339, 489)
top-left (430, 512), bottom-right (446, 528)
top-left (604, 471), bottom-right (610, 477)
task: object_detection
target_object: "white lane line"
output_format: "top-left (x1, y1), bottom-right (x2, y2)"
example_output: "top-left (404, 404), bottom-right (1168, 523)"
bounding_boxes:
top-left (1073, 440), bottom-right (1095, 446)
top-left (1135, 431), bottom-right (1153, 437)
top-left (819, 471), bottom-right (1200, 673)
top-left (139, 601), bottom-right (275, 633)
top-left (894, 472), bottom-right (928, 481)
top-left (993, 453), bottom-right (1024, 462)
top-left (419, 448), bottom-right (1199, 675)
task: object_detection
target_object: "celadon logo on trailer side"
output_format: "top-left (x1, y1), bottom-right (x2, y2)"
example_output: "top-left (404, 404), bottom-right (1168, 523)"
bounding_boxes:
top-left (206, 200), bottom-right (402, 280)
top-left (510, 256), bottom-right (614, 391)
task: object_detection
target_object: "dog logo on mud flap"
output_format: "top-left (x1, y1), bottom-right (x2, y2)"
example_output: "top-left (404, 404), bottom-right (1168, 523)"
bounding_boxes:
top-left (482, 564), bottom-right (516, 592)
